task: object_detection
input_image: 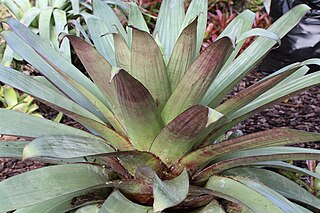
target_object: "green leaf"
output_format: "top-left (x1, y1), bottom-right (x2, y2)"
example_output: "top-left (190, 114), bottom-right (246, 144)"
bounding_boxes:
top-left (250, 161), bottom-right (320, 179)
top-left (2, 0), bottom-right (23, 19)
top-left (215, 66), bottom-right (299, 118)
top-left (114, 33), bottom-right (131, 72)
top-left (0, 141), bottom-right (28, 158)
top-left (0, 65), bottom-right (101, 123)
top-left (131, 28), bottom-right (171, 110)
top-left (153, 0), bottom-right (185, 62)
top-left (153, 169), bottom-right (189, 212)
top-left (233, 176), bottom-right (301, 213)
top-left (0, 164), bottom-right (110, 212)
top-left (39, 7), bottom-right (53, 42)
top-left (127, 2), bottom-right (149, 48)
top-left (23, 135), bottom-right (115, 160)
top-left (173, 128), bottom-right (320, 175)
top-left (224, 168), bottom-right (320, 212)
top-left (52, 9), bottom-right (71, 61)
top-left (66, 35), bottom-right (126, 132)
top-left (236, 28), bottom-right (281, 46)
top-left (0, 109), bottom-right (94, 138)
top-left (93, 0), bottom-right (127, 45)
top-left (13, 0), bottom-right (31, 12)
top-left (205, 176), bottom-right (284, 213)
top-left (203, 4), bottom-right (310, 107)
top-left (1, 29), bottom-right (106, 119)
top-left (113, 69), bottom-right (164, 151)
top-left (162, 37), bottom-right (234, 124)
top-left (193, 147), bottom-right (320, 184)
top-left (3, 86), bottom-right (18, 108)
top-left (167, 18), bottom-right (197, 91)
top-left (150, 105), bottom-right (224, 166)
top-left (81, 13), bottom-right (116, 65)
top-left (15, 190), bottom-right (98, 213)
top-left (182, 0), bottom-right (207, 57)
top-left (98, 190), bottom-right (152, 213)
top-left (217, 10), bottom-right (255, 68)
top-left (5, 18), bottom-right (105, 102)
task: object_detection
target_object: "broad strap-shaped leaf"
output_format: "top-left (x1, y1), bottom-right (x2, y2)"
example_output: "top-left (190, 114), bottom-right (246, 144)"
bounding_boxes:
top-left (167, 18), bottom-right (197, 91)
top-left (203, 4), bottom-right (310, 107)
top-left (131, 28), bottom-right (171, 110)
top-left (162, 37), bottom-right (234, 124)
top-left (0, 65), bottom-right (101, 123)
top-left (150, 105), bottom-right (224, 166)
top-left (0, 108), bottom-right (94, 139)
top-left (0, 65), bottom-right (132, 150)
top-left (205, 176), bottom-right (284, 213)
top-left (38, 7), bottom-right (53, 41)
top-left (66, 35), bottom-right (125, 129)
top-left (112, 69), bottom-right (164, 151)
top-left (15, 190), bottom-right (101, 213)
top-left (0, 141), bottom-right (28, 158)
top-left (193, 147), bottom-right (320, 184)
top-left (250, 161), bottom-right (320, 179)
top-left (0, 164), bottom-right (111, 212)
top-left (114, 33), bottom-right (131, 72)
top-left (52, 9), bottom-right (71, 61)
top-left (153, 0), bottom-right (185, 62)
top-left (173, 128), bottom-right (320, 175)
top-left (81, 13), bottom-right (116, 65)
top-left (217, 10), bottom-right (255, 69)
top-left (4, 18), bottom-right (106, 105)
top-left (182, 0), bottom-right (208, 57)
top-left (233, 176), bottom-right (302, 213)
top-left (215, 66), bottom-right (300, 118)
top-left (224, 168), bottom-right (320, 212)
top-left (99, 190), bottom-right (152, 213)
top-left (127, 2), bottom-right (149, 48)
top-left (93, 0), bottom-right (127, 45)
top-left (23, 135), bottom-right (116, 160)
top-left (153, 169), bottom-right (189, 212)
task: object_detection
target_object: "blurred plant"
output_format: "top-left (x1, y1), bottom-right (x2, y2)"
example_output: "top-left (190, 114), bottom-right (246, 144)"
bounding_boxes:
top-left (0, 85), bottom-right (41, 116)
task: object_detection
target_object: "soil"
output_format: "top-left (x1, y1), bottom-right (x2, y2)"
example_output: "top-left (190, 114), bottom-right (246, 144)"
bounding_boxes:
top-left (1, 70), bottom-right (320, 180)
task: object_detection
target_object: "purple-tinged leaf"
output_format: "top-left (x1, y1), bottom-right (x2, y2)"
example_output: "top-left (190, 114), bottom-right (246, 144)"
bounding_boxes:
top-left (149, 105), bottom-right (224, 166)
top-left (215, 67), bottom-right (300, 118)
top-left (112, 70), bottom-right (164, 151)
top-left (193, 152), bottom-right (320, 185)
top-left (162, 37), bottom-right (234, 124)
top-left (167, 18), bottom-right (197, 91)
top-left (173, 128), bottom-right (320, 175)
top-left (131, 28), bottom-right (170, 110)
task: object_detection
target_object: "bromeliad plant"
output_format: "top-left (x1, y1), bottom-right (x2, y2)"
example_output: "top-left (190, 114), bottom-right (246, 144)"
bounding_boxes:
top-left (1, 0), bottom-right (320, 212)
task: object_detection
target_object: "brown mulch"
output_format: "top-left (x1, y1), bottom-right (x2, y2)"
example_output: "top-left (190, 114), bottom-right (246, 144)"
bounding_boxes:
top-left (1, 71), bottom-right (320, 181)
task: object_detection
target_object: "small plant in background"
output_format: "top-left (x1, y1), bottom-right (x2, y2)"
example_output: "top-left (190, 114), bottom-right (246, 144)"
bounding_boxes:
top-left (0, 85), bottom-right (41, 116)
top-left (0, 0), bottom-right (320, 212)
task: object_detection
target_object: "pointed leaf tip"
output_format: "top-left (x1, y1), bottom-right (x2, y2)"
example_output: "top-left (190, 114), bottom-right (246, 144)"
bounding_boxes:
top-left (153, 169), bottom-right (189, 212)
